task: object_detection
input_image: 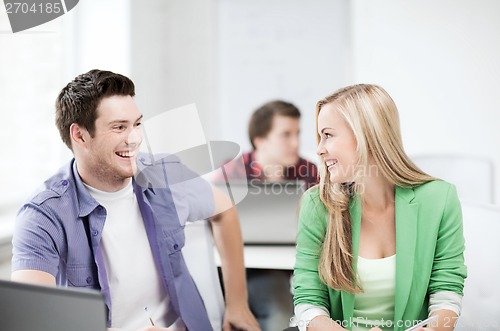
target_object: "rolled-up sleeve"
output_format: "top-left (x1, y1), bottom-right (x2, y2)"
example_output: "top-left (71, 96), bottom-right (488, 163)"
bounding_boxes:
top-left (12, 204), bottom-right (62, 277)
top-left (293, 189), bottom-right (331, 312)
top-left (295, 303), bottom-right (330, 331)
top-left (428, 184), bottom-right (467, 296)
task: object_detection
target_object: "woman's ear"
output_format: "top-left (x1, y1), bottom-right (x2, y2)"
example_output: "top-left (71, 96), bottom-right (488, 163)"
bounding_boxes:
top-left (70, 123), bottom-right (87, 148)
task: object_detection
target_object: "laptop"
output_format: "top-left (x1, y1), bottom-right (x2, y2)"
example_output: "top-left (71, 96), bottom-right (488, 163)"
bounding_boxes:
top-left (0, 279), bottom-right (107, 331)
top-left (218, 181), bottom-right (307, 245)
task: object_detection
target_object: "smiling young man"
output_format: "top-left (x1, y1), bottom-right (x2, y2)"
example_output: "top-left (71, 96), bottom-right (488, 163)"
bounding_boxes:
top-left (11, 69), bottom-right (260, 331)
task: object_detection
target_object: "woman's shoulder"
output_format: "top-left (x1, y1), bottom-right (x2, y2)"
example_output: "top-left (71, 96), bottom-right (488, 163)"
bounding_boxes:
top-left (301, 185), bottom-right (321, 206)
top-left (411, 179), bottom-right (459, 204)
top-left (413, 179), bottom-right (456, 195)
top-left (300, 186), bottom-right (328, 215)
top-left (298, 186), bottom-right (330, 233)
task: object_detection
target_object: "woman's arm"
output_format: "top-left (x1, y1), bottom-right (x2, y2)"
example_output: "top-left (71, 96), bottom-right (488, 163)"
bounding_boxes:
top-left (294, 189), bottom-right (344, 331)
top-left (427, 184), bottom-right (467, 330)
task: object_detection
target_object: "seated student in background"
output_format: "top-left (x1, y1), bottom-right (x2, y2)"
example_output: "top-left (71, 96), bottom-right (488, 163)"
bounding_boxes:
top-left (11, 69), bottom-right (260, 331)
top-left (222, 100), bottom-right (318, 189)
top-left (221, 100), bottom-right (318, 331)
top-left (294, 84), bottom-right (467, 331)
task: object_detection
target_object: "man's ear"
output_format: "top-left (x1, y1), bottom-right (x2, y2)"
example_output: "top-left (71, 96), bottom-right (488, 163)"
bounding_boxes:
top-left (70, 123), bottom-right (88, 148)
top-left (253, 136), bottom-right (264, 150)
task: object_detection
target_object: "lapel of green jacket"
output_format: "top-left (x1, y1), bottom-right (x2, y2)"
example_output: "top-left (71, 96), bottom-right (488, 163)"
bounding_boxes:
top-left (394, 186), bottom-right (418, 325)
top-left (341, 187), bottom-right (418, 327)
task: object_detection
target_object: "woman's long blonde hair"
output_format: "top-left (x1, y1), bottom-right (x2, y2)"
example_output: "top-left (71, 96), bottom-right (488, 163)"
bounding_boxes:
top-left (316, 84), bottom-right (436, 293)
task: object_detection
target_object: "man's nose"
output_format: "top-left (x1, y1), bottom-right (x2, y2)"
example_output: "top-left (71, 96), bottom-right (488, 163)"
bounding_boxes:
top-left (291, 135), bottom-right (299, 150)
top-left (127, 127), bottom-right (142, 146)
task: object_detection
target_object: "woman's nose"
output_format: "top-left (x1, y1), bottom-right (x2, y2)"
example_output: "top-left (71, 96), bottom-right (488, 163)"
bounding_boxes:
top-left (316, 141), bottom-right (326, 156)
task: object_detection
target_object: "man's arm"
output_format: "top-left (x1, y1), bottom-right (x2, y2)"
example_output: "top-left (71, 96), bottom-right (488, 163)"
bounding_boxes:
top-left (11, 269), bottom-right (56, 285)
top-left (209, 186), bottom-right (261, 331)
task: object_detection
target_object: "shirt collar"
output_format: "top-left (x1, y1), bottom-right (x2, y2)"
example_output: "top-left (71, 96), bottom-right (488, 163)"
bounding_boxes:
top-left (71, 160), bottom-right (101, 218)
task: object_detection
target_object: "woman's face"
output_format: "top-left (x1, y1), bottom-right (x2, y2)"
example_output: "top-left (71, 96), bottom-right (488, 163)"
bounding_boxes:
top-left (316, 103), bottom-right (358, 183)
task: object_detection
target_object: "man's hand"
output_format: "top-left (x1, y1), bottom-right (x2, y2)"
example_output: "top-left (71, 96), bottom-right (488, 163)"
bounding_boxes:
top-left (222, 302), bottom-right (261, 331)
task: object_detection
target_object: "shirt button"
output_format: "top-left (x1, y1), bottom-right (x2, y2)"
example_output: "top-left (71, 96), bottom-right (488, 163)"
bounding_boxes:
top-left (86, 277), bottom-right (92, 284)
top-left (173, 244), bottom-right (179, 250)
top-left (92, 229), bottom-right (99, 236)
top-left (61, 180), bottom-right (68, 186)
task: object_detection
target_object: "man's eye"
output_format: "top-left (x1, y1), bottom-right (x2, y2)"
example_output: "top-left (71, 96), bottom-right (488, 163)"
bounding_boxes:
top-left (114, 125), bottom-right (125, 131)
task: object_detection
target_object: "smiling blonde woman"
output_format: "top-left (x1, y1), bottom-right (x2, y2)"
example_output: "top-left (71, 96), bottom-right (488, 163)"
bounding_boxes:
top-left (293, 84), bottom-right (466, 331)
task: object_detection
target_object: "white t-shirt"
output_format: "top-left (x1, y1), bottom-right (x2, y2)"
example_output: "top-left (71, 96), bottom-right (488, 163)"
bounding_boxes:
top-left (85, 181), bottom-right (185, 330)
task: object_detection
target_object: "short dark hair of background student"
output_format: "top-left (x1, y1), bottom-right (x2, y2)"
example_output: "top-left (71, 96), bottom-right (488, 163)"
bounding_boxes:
top-left (248, 100), bottom-right (301, 150)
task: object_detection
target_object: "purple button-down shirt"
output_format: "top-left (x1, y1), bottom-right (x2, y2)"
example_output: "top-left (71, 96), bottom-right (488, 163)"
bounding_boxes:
top-left (12, 154), bottom-right (215, 330)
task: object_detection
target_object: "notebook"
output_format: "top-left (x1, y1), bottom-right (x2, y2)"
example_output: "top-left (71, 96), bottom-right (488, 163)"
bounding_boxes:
top-left (0, 279), bottom-right (107, 331)
top-left (218, 181), bottom-right (306, 245)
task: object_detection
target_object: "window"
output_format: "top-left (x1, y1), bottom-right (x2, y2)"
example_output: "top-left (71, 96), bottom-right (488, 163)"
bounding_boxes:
top-left (0, 12), bottom-right (68, 221)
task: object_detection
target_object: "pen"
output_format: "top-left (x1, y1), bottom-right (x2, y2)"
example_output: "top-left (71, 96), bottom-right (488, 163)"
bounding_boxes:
top-left (404, 315), bottom-right (438, 331)
top-left (144, 306), bottom-right (155, 326)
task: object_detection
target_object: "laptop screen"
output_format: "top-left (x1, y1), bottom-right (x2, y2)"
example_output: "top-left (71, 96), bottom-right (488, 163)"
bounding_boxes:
top-left (217, 181), bottom-right (307, 245)
top-left (0, 279), bottom-right (107, 331)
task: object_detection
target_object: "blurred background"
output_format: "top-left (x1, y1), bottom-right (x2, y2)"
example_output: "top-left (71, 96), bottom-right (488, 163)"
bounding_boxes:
top-left (1, 0), bottom-right (499, 277)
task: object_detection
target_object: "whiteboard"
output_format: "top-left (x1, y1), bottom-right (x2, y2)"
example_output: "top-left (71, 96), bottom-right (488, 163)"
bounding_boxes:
top-left (216, 0), bottom-right (350, 161)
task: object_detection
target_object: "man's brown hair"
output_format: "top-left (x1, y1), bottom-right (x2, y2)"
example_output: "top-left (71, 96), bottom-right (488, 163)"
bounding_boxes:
top-left (55, 69), bottom-right (135, 150)
top-left (248, 100), bottom-right (301, 149)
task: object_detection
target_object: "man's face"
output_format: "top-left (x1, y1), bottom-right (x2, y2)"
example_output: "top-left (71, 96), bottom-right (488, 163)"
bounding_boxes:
top-left (256, 115), bottom-right (300, 168)
top-left (82, 95), bottom-right (143, 190)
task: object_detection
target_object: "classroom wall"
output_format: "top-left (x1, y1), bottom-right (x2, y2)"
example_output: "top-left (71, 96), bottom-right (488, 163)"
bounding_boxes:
top-left (127, 0), bottom-right (350, 163)
top-left (129, 0), bottom-right (217, 142)
top-left (215, 0), bottom-right (351, 160)
top-left (62, 0), bottom-right (131, 79)
top-left (351, 0), bottom-right (500, 203)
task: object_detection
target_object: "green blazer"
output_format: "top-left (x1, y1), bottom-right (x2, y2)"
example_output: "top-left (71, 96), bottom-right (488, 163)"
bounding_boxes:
top-left (293, 180), bottom-right (467, 331)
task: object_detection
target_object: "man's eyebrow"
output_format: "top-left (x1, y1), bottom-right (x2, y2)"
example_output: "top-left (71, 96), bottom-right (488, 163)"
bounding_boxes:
top-left (108, 115), bottom-right (143, 126)
top-left (108, 120), bottom-right (127, 126)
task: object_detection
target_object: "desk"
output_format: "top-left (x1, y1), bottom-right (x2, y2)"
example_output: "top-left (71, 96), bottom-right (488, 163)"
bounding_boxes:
top-left (214, 245), bottom-right (296, 270)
